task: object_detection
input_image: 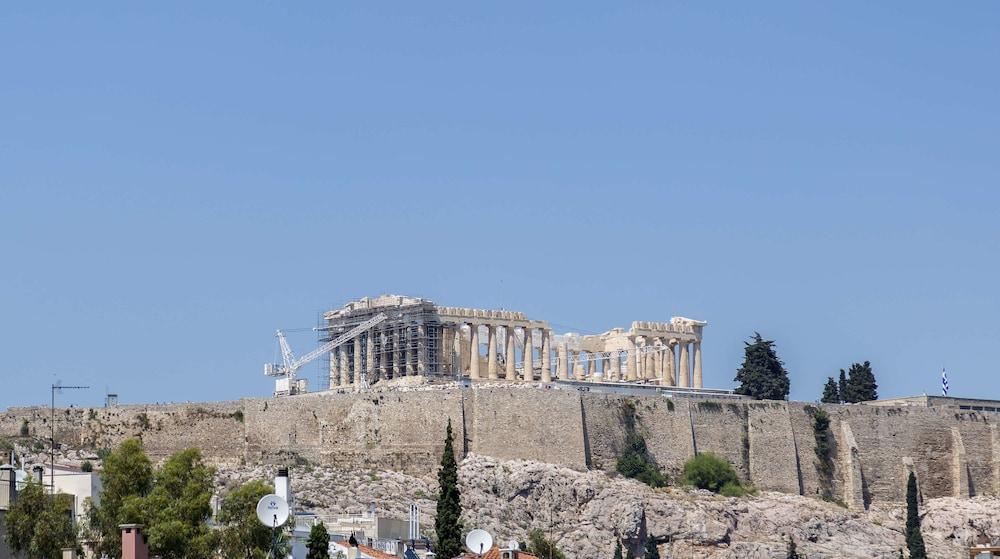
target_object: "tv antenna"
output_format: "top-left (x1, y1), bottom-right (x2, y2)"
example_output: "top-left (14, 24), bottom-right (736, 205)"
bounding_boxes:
top-left (465, 529), bottom-right (493, 556)
top-left (50, 381), bottom-right (88, 494)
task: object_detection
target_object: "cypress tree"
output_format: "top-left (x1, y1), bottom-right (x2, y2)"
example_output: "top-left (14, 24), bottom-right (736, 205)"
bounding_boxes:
top-left (306, 523), bottom-right (330, 559)
top-left (733, 333), bottom-right (790, 400)
top-left (435, 419), bottom-right (463, 559)
top-left (905, 472), bottom-right (927, 559)
top-left (843, 361), bottom-right (878, 403)
top-left (612, 541), bottom-right (623, 559)
top-left (838, 370), bottom-right (848, 403)
top-left (820, 377), bottom-right (840, 404)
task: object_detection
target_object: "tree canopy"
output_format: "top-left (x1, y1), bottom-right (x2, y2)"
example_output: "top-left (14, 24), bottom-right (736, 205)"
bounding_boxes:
top-left (218, 479), bottom-right (282, 559)
top-left (821, 362), bottom-right (878, 404)
top-left (3, 480), bottom-right (76, 559)
top-left (527, 529), bottom-right (566, 559)
top-left (85, 440), bottom-right (218, 559)
top-left (734, 333), bottom-right (790, 400)
top-left (306, 522), bottom-right (330, 559)
top-left (434, 418), bottom-right (463, 559)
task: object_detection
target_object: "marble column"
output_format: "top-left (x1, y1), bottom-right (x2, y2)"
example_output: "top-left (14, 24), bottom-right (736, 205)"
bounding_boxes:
top-left (417, 324), bottom-right (427, 374)
top-left (667, 340), bottom-right (677, 386)
top-left (505, 327), bottom-right (517, 381)
top-left (453, 328), bottom-right (463, 375)
top-left (625, 339), bottom-right (637, 381)
top-left (353, 336), bottom-right (363, 388)
top-left (608, 351), bottom-right (619, 381)
top-left (459, 326), bottom-right (470, 375)
top-left (407, 325), bottom-right (418, 375)
top-left (366, 333), bottom-right (376, 382)
top-left (574, 351), bottom-right (585, 381)
top-left (586, 354), bottom-right (594, 379)
top-left (523, 327), bottom-right (533, 382)
top-left (469, 324), bottom-right (481, 380)
top-left (486, 325), bottom-right (498, 380)
top-left (330, 348), bottom-right (340, 387)
top-left (557, 341), bottom-right (569, 379)
top-left (678, 342), bottom-right (690, 388)
top-left (392, 327), bottom-right (402, 377)
top-left (379, 330), bottom-right (389, 377)
top-left (340, 347), bottom-right (350, 387)
top-left (541, 331), bottom-right (551, 383)
top-left (693, 341), bottom-right (703, 389)
top-left (439, 326), bottom-right (451, 374)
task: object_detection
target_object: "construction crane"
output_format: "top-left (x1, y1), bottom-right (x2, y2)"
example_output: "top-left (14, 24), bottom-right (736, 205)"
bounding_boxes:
top-left (264, 312), bottom-right (388, 396)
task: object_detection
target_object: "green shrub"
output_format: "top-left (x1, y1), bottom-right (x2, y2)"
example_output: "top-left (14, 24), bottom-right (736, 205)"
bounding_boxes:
top-left (20, 419), bottom-right (29, 437)
top-left (81, 460), bottom-right (93, 472)
top-left (616, 436), bottom-right (666, 488)
top-left (682, 453), bottom-right (741, 493)
top-left (719, 482), bottom-right (746, 497)
top-left (231, 410), bottom-right (244, 423)
top-left (136, 413), bottom-right (151, 430)
top-left (88, 409), bottom-right (98, 421)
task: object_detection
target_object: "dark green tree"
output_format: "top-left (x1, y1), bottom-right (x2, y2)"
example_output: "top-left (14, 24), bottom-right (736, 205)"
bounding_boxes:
top-left (843, 361), bottom-right (878, 403)
top-left (733, 333), bottom-right (790, 400)
top-left (142, 448), bottom-right (217, 559)
top-left (838, 370), bottom-right (848, 402)
top-left (820, 377), bottom-right (840, 404)
top-left (85, 439), bottom-right (154, 559)
top-left (527, 529), bottom-right (566, 559)
top-left (218, 480), bottom-right (288, 559)
top-left (306, 523), bottom-right (330, 559)
top-left (612, 541), bottom-right (624, 559)
top-left (3, 480), bottom-right (76, 559)
top-left (905, 472), bottom-right (927, 559)
top-left (434, 419), bottom-right (463, 559)
top-left (643, 538), bottom-right (660, 559)
top-left (616, 433), bottom-right (666, 488)
top-left (786, 537), bottom-right (800, 559)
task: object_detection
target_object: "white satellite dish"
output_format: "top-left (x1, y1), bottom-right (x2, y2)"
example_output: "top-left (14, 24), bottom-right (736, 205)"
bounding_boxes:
top-left (507, 539), bottom-right (520, 551)
top-left (255, 494), bottom-right (290, 528)
top-left (465, 529), bottom-right (493, 555)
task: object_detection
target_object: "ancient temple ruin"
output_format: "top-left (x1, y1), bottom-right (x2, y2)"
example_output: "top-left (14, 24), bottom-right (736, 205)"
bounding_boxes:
top-left (322, 294), bottom-right (706, 390)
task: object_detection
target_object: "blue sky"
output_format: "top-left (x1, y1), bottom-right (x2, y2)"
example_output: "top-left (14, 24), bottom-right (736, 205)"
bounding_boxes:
top-left (2, 3), bottom-right (998, 409)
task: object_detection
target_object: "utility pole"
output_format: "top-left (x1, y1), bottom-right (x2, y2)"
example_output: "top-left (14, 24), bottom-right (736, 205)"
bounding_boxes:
top-left (51, 382), bottom-right (88, 494)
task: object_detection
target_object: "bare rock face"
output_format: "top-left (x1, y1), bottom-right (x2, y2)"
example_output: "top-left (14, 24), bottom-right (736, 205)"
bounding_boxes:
top-left (213, 454), bottom-right (1000, 558)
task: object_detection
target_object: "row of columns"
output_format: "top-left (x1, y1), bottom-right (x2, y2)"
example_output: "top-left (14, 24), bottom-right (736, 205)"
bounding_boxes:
top-left (329, 323), bottom-right (703, 389)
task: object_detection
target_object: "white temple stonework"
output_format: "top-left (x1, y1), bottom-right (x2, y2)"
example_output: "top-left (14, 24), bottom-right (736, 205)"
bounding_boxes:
top-left (323, 294), bottom-right (706, 390)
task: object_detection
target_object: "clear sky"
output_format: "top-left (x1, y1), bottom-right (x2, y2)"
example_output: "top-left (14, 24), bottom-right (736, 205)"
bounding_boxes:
top-left (2, 3), bottom-right (998, 410)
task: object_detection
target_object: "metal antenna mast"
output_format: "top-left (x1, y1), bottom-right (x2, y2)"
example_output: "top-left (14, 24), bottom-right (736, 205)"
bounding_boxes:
top-left (51, 382), bottom-right (88, 494)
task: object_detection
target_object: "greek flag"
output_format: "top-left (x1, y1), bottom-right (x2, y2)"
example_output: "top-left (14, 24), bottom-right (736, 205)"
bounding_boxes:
top-left (942, 369), bottom-right (949, 396)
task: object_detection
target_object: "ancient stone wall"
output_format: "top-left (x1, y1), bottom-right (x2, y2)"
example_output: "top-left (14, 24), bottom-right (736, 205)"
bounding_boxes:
top-left (4, 388), bottom-right (1000, 506)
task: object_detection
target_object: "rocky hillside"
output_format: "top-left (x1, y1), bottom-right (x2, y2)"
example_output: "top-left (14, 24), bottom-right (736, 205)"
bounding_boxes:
top-left (215, 454), bottom-right (1000, 558)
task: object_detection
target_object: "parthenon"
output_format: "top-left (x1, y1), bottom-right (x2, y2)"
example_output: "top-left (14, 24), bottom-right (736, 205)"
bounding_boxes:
top-left (323, 295), bottom-right (707, 390)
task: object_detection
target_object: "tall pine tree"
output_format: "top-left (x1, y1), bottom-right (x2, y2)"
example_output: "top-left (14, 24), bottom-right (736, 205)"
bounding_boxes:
top-left (612, 541), bottom-right (623, 559)
top-left (905, 472), bottom-right (927, 559)
top-left (734, 333), bottom-right (790, 400)
top-left (838, 370), bottom-right (848, 403)
top-left (843, 361), bottom-right (878, 403)
top-left (435, 419), bottom-right (463, 559)
top-left (820, 377), bottom-right (840, 403)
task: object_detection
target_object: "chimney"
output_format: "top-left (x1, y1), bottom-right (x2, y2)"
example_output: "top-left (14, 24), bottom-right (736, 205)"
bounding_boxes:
top-left (275, 467), bottom-right (291, 509)
top-left (120, 524), bottom-right (149, 559)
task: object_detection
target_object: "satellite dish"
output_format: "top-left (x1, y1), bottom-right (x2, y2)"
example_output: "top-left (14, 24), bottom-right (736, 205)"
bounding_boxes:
top-left (255, 494), bottom-right (290, 527)
top-left (465, 529), bottom-right (493, 555)
top-left (507, 539), bottom-right (520, 551)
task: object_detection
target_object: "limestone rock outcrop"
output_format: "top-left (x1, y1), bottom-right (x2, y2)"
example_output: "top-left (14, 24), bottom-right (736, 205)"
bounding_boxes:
top-left (214, 454), bottom-right (1000, 558)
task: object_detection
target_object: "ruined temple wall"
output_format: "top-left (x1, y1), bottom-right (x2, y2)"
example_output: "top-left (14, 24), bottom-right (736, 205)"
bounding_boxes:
top-left (0, 401), bottom-right (246, 464)
top-left (688, 401), bottom-right (749, 480)
top-left (579, 395), bottom-right (694, 478)
top-left (243, 391), bottom-right (467, 475)
top-left (471, 387), bottom-right (586, 470)
top-left (747, 402), bottom-right (801, 494)
top-left (5, 390), bottom-right (1000, 505)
